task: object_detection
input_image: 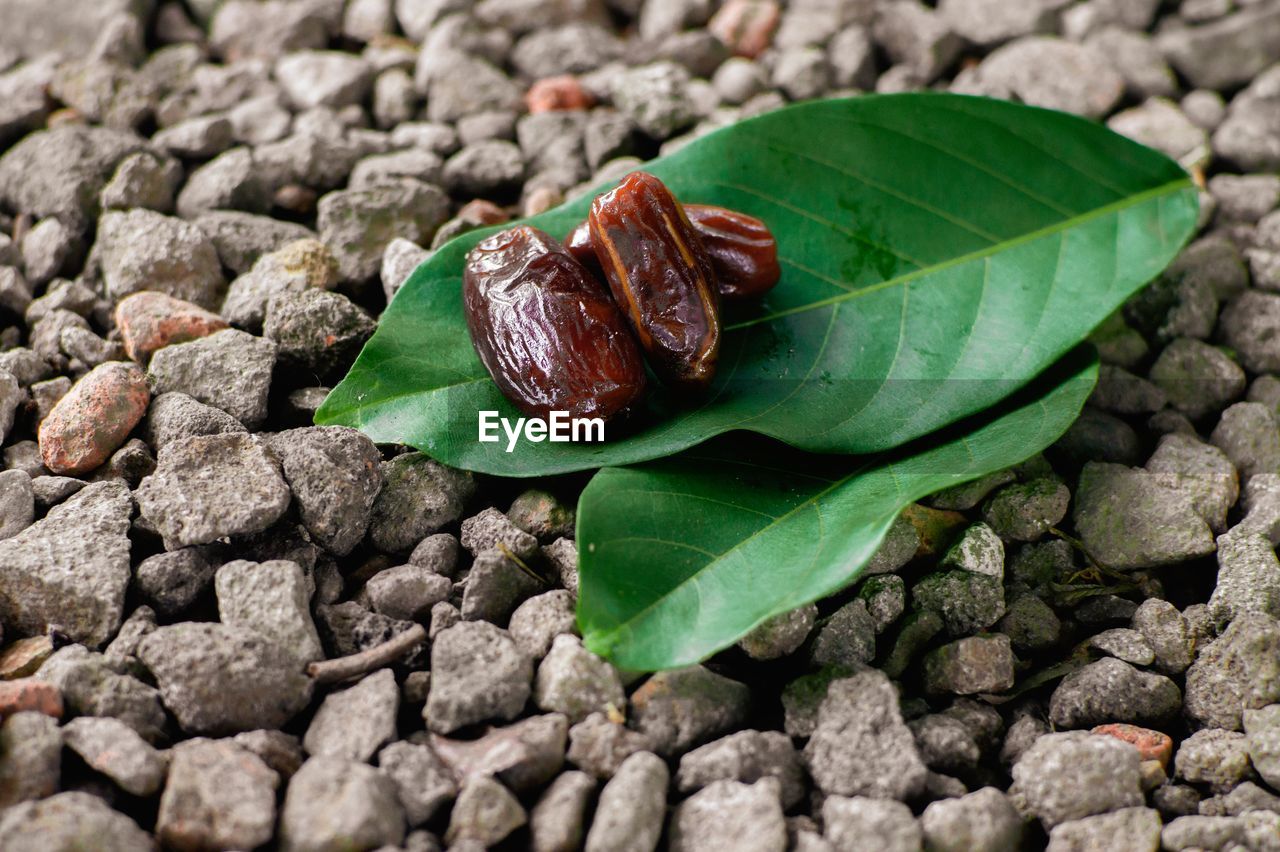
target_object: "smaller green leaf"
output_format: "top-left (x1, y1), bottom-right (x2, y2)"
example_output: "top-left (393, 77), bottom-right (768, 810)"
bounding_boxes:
top-left (576, 347), bottom-right (1098, 671)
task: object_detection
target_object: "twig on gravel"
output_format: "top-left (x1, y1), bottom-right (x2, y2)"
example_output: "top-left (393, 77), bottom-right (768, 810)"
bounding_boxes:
top-left (307, 624), bottom-right (427, 684)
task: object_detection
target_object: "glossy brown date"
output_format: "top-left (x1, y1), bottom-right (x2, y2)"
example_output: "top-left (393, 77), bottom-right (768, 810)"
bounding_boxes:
top-left (566, 203), bottom-right (780, 301)
top-left (588, 172), bottom-right (721, 393)
top-left (463, 225), bottom-right (647, 421)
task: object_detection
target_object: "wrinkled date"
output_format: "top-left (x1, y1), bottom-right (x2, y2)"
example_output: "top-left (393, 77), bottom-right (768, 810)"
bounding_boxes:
top-left (588, 172), bottom-right (721, 393)
top-left (566, 203), bottom-right (780, 301)
top-left (682, 204), bottom-right (780, 300)
top-left (463, 225), bottom-right (647, 421)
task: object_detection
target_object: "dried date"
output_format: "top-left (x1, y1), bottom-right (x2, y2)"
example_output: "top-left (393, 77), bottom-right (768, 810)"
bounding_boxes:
top-left (463, 225), bottom-right (647, 421)
top-left (566, 203), bottom-right (780, 301)
top-left (588, 172), bottom-right (721, 393)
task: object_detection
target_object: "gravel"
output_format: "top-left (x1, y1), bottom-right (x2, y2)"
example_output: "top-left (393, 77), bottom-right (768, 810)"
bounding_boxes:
top-left (3, 0), bottom-right (1280, 846)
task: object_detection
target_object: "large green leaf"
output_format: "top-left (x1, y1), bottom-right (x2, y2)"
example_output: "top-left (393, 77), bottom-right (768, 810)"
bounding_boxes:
top-left (317, 93), bottom-right (1196, 476)
top-left (575, 347), bottom-right (1098, 671)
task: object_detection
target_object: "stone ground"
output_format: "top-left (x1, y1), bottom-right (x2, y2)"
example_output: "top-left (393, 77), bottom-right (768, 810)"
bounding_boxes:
top-left (0, 0), bottom-right (1279, 850)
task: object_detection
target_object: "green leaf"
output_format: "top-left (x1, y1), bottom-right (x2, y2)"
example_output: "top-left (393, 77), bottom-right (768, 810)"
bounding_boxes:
top-left (575, 347), bottom-right (1098, 671)
top-left (317, 93), bottom-right (1196, 476)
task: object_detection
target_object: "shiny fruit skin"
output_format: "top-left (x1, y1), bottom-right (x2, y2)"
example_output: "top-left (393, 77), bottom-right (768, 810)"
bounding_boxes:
top-left (588, 171), bottom-right (721, 393)
top-left (463, 225), bottom-right (647, 421)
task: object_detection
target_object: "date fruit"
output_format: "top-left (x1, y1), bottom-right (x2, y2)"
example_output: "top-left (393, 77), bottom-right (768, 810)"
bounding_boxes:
top-left (682, 204), bottom-right (780, 299)
top-left (566, 204), bottom-right (780, 301)
top-left (463, 225), bottom-right (647, 421)
top-left (588, 172), bottom-right (721, 393)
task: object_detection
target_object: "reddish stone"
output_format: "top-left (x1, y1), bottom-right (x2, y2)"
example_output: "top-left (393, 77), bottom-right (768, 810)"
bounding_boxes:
top-left (1092, 723), bottom-right (1173, 767)
top-left (709, 0), bottom-right (780, 58)
top-left (38, 361), bottom-right (150, 475)
top-left (115, 290), bottom-right (230, 364)
top-left (0, 678), bottom-right (63, 720)
top-left (457, 199), bottom-right (510, 227)
top-left (0, 635), bottom-right (54, 680)
top-left (525, 76), bottom-right (596, 114)
top-left (522, 186), bottom-right (564, 218)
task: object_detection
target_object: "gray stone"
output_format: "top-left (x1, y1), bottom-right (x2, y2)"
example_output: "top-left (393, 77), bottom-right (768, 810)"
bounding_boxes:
top-left (981, 478), bottom-right (1069, 542)
top-left (221, 237), bottom-right (340, 332)
top-left (381, 237), bottom-right (430, 302)
top-left (810, 598), bottom-right (877, 669)
top-left (442, 140), bottom-right (525, 197)
top-left (280, 756), bottom-right (406, 852)
top-left (923, 634), bottom-right (1016, 695)
top-left (151, 115), bottom-right (234, 160)
top-left (1087, 28), bottom-right (1176, 100)
top-left (36, 644), bottom-right (166, 742)
top-left (100, 150), bottom-right (181, 213)
top-left (351, 149), bottom-right (444, 189)
top-left (426, 621), bottom-right (532, 734)
top-left (874, 0), bottom-right (963, 82)
top-left (216, 559), bottom-right (323, 665)
top-left (1243, 704), bottom-right (1280, 790)
top-left (1108, 98), bottom-right (1209, 168)
top-left (0, 792), bottom-right (154, 852)
top-left (176, 147), bottom-right (271, 219)
top-left (460, 506), bottom-right (539, 560)
top-left (268, 426), bottom-right (382, 556)
top-left (1011, 731), bottom-right (1143, 828)
top-left (1186, 613), bottom-right (1280, 730)
top-left (999, 592), bottom-right (1062, 652)
top-left (196, 211), bottom-right (318, 277)
top-left (630, 665), bottom-right (750, 759)
top-left (317, 601), bottom-right (422, 661)
top-left (567, 712), bottom-right (652, 779)
top-left (143, 392), bottom-right (246, 451)
top-left (305, 669), bottom-right (399, 762)
top-left (208, 0), bottom-right (331, 59)
top-left (158, 738), bottom-right (279, 852)
top-left (1158, 4), bottom-right (1280, 91)
top-left (0, 712), bottom-right (61, 808)
top-left (0, 468), bottom-right (33, 539)
top-left (318, 179), bottom-right (450, 283)
top-left (430, 713), bottom-right (566, 795)
top-left (1175, 728), bottom-right (1255, 793)
top-left (912, 569), bottom-right (1005, 636)
top-left (544, 536), bottom-right (580, 594)
top-left (1073, 462), bottom-right (1216, 570)
top-left (584, 751), bottom-right (669, 852)
top-left (370, 453), bottom-right (473, 553)
top-left (954, 37), bottom-right (1123, 119)
top-left (1149, 338), bottom-right (1245, 420)
top-left (365, 564), bottom-right (452, 621)
top-left (739, 603), bottom-right (817, 660)
top-left (444, 776), bottom-right (527, 847)
top-left (676, 730), bottom-right (805, 810)
top-left (611, 62), bottom-right (697, 139)
top-left (1047, 808), bottom-right (1162, 852)
top-left (1048, 658), bottom-right (1181, 729)
top-left (1132, 603), bottom-right (1192, 680)
top-left (378, 741), bottom-right (457, 827)
top-left (63, 716), bottom-right (166, 796)
top-left (670, 778), bottom-right (787, 852)
top-left (1222, 291), bottom-right (1280, 375)
top-left (138, 621), bottom-right (314, 735)
top-left (416, 49), bottom-right (522, 123)
top-left (264, 289), bottom-right (375, 378)
top-left (1212, 402), bottom-right (1280, 481)
top-left (460, 548), bottom-right (543, 623)
top-left (137, 433), bottom-right (290, 549)
top-left (1211, 532), bottom-right (1280, 626)
top-left (803, 669), bottom-right (927, 800)
top-left (510, 590), bottom-right (578, 659)
top-left (1146, 433), bottom-right (1239, 533)
top-left (1162, 814), bottom-right (1246, 851)
top-left (530, 770), bottom-right (595, 852)
top-left (0, 480), bottom-right (131, 648)
top-left (937, 0), bottom-right (1059, 47)
top-left (276, 50), bottom-right (374, 109)
top-left (134, 546), bottom-right (217, 617)
top-left (1089, 628), bottom-right (1156, 666)
top-left (823, 796), bottom-right (921, 852)
top-left (535, 634), bottom-right (625, 724)
top-left (920, 787), bottom-right (1024, 852)
top-left (0, 125), bottom-right (156, 230)
top-left (147, 329), bottom-right (276, 429)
